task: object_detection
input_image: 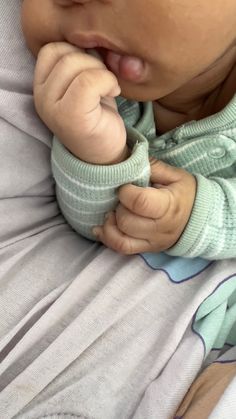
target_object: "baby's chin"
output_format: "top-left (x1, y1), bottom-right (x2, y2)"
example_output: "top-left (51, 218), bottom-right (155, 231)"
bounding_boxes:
top-left (118, 80), bottom-right (171, 103)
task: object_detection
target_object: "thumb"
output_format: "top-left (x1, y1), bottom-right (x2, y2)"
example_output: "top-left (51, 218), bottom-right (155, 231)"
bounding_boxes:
top-left (149, 158), bottom-right (182, 185)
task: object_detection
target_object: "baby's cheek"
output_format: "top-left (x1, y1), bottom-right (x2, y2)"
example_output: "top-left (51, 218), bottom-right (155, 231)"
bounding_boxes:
top-left (21, 0), bottom-right (62, 57)
top-left (21, 0), bottom-right (38, 55)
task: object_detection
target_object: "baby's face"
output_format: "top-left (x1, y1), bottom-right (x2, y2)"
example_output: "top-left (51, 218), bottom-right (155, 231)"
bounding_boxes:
top-left (22, 0), bottom-right (236, 101)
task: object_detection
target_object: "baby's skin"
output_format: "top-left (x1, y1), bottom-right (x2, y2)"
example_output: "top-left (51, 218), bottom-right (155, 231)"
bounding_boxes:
top-left (21, 0), bottom-right (236, 254)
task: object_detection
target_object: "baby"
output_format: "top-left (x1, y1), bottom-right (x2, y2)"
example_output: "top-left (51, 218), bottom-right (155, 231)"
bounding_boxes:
top-left (21, 0), bottom-right (236, 259)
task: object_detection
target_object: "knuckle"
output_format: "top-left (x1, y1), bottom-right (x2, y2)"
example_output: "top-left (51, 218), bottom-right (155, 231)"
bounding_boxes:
top-left (59, 51), bottom-right (76, 67)
top-left (116, 213), bottom-right (129, 234)
top-left (41, 42), bottom-right (71, 55)
top-left (132, 191), bottom-right (149, 214)
top-left (87, 55), bottom-right (106, 69)
top-left (104, 230), bottom-right (133, 255)
top-left (37, 43), bottom-right (51, 58)
top-left (74, 68), bottom-right (117, 94)
top-left (106, 69), bottom-right (118, 83)
top-left (115, 239), bottom-right (132, 255)
top-left (158, 189), bottom-right (173, 216)
top-left (38, 42), bottom-right (58, 60)
top-left (75, 70), bottom-right (95, 90)
top-left (168, 190), bottom-right (178, 214)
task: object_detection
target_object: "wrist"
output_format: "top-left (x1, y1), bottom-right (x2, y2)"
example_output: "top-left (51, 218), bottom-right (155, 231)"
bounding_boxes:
top-left (68, 143), bottom-right (130, 165)
top-left (101, 145), bottom-right (130, 164)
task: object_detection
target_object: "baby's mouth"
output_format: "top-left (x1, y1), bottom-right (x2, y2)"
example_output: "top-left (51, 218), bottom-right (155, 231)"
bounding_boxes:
top-left (87, 47), bottom-right (145, 83)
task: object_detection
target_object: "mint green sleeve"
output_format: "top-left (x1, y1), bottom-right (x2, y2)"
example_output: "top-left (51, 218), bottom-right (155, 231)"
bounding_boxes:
top-left (51, 127), bottom-right (150, 241)
top-left (167, 174), bottom-right (236, 259)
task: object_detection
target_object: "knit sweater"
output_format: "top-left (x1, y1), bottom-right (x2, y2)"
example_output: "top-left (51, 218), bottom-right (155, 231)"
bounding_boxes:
top-left (51, 95), bottom-right (236, 260)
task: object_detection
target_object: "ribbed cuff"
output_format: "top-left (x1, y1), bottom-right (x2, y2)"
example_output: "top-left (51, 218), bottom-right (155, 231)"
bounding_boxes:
top-left (166, 174), bottom-right (215, 258)
top-left (52, 126), bottom-right (150, 187)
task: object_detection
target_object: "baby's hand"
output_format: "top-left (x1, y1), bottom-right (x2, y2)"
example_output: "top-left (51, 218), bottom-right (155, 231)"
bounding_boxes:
top-left (94, 159), bottom-right (196, 254)
top-left (34, 42), bottom-right (127, 164)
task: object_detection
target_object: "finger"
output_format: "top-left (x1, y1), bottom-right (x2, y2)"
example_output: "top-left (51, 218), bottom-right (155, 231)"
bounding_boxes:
top-left (93, 212), bottom-right (151, 255)
top-left (100, 95), bottom-right (119, 112)
top-left (34, 42), bottom-right (82, 86)
top-left (34, 49), bottom-right (108, 103)
top-left (115, 204), bottom-right (157, 239)
top-left (119, 184), bottom-right (172, 219)
top-left (149, 158), bottom-right (183, 185)
top-left (60, 68), bottom-right (121, 115)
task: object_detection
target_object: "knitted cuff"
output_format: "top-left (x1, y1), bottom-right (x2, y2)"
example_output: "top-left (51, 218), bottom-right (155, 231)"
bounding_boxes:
top-left (52, 126), bottom-right (150, 188)
top-left (166, 174), bottom-right (215, 258)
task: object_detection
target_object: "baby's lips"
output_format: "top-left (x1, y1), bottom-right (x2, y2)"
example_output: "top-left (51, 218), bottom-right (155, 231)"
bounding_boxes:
top-left (106, 50), bottom-right (145, 82)
top-left (85, 47), bottom-right (145, 83)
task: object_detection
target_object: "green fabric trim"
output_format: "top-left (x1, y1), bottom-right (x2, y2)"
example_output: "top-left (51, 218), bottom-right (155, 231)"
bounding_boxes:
top-left (174, 93), bottom-right (236, 138)
top-left (52, 125), bottom-right (151, 241)
top-left (52, 126), bottom-right (150, 187)
top-left (167, 175), bottom-right (216, 258)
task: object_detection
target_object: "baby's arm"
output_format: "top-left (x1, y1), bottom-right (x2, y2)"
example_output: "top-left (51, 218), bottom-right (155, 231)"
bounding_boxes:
top-left (95, 160), bottom-right (236, 260)
top-left (34, 42), bottom-right (128, 165)
top-left (52, 131), bottom-right (150, 240)
top-left (167, 174), bottom-right (236, 259)
top-left (34, 42), bottom-right (150, 240)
